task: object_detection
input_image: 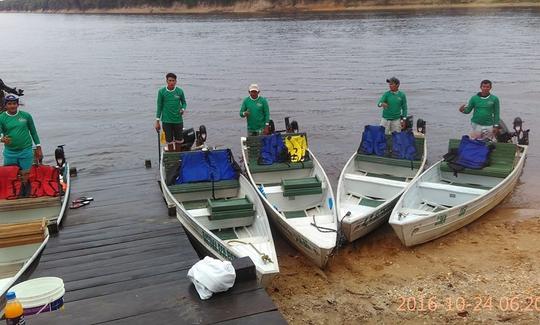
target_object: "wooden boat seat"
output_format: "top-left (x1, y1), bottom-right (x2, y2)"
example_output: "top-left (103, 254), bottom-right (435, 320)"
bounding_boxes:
top-left (0, 196), bottom-right (61, 212)
top-left (440, 140), bottom-right (517, 178)
top-left (355, 135), bottom-right (424, 168)
top-left (0, 219), bottom-right (46, 248)
top-left (208, 197), bottom-right (254, 221)
top-left (344, 173), bottom-right (407, 188)
top-left (419, 181), bottom-right (488, 196)
top-left (168, 179), bottom-right (240, 194)
top-left (245, 133), bottom-right (314, 173)
top-left (281, 177), bottom-right (322, 197)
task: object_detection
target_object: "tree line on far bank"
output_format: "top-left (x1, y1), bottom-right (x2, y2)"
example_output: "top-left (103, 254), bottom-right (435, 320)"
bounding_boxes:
top-left (0, 0), bottom-right (516, 11)
top-left (0, 0), bottom-right (238, 11)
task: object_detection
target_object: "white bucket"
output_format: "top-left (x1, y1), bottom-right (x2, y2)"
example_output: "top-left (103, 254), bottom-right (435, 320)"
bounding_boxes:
top-left (10, 277), bottom-right (65, 316)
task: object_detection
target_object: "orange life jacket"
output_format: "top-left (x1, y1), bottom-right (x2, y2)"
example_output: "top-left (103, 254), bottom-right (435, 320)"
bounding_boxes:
top-left (0, 166), bottom-right (22, 199)
top-left (29, 165), bottom-right (61, 197)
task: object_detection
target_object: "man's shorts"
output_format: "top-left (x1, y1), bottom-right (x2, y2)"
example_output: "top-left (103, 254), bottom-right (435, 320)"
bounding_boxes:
top-left (380, 118), bottom-right (401, 135)
top-left (471, 122), bottom-right (494, 140)
top-left (162, 122), bottom-right (183, 143)
top-left (3, 147), bottom-right (34, 171)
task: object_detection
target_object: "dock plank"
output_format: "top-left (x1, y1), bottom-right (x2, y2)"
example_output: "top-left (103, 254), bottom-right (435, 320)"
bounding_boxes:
top-left (27, 167), bottom-right (283, 324)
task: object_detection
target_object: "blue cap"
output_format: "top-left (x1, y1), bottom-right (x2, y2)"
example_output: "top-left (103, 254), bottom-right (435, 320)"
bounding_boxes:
top-left (4, 94), bottom-right (19, 103)
top-left (6, 291), bottom-right (16, 300)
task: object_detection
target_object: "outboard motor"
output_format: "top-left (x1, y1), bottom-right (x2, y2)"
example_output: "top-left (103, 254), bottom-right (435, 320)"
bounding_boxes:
top-left (179, 128), bottom-right (196, 151)
top-left (495, 120), bottom-right (513, 143)
top-left (513, 117), bottom-right (529, 145)
top-left (54, 145), bottom-right (66, 167)
top-left (195, 125), bottom-right (207, 147)
top-left (401, 115), bottom-right (414, 131)
top-left (416, 118), bottom-right (426, 134)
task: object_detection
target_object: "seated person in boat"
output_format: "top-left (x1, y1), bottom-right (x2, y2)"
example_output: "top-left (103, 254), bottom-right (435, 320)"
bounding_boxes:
top-left (459, 79), bottom-right (500, 140)
top-left (377, 77), bottom-right (408, 135)
top-left (0, 78), bottom-right (24, 112)
top-left (240, 84), bottom-right (270, 136)
top-left (155, 72), bottom-right (187, 152)
top-left (0, 94), bottom-right (42, 193)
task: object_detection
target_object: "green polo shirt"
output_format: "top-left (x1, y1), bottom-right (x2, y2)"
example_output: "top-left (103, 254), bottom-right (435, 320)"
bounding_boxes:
top-left (463, 93), bottom-right (500, 126)
top-left (377, 90), bottom-right (408, 120)
top-left (156, 86), bottom-right (186, 124)
top-left (0, 110), bottom-right (40, 151)
top-left (239, 96), bottom-right (270, 132)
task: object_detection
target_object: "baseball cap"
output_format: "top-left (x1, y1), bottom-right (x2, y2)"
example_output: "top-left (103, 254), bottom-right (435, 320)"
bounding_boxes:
top-left (248, 84), bottom-right (259, 92)
top-left (4, 94), bottom-right (19, 103)
top-left (386, 77), bottom-right (400, 85)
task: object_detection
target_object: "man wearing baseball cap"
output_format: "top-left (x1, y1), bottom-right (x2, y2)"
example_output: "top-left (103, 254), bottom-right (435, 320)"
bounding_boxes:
top-left (239, 84), bottom-right (270, 136)
top-left (377, 77), bottom-right (408, 134)
top-left (0, 78), bottom-right (24, 113)
top-left (0, 94), bottom-right (42, 194)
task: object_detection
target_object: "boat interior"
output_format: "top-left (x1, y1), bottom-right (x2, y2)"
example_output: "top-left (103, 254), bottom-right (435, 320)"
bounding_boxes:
top-left (340, 134), bottom-right (425, 216)
top-left (401, 140), bottom-right (519, 214)
top-left (163, 150), bottom-right (268, 243)
top-left (244, 134), bottom-right (333, 224)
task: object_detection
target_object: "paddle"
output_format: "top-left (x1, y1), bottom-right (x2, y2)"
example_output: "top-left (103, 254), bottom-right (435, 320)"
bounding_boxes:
top-left (157, 129), bottom-right (161, 168)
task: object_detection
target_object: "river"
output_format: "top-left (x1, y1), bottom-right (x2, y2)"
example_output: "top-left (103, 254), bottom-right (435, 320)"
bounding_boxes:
top-left (0, 9), bottom-right (538, 209)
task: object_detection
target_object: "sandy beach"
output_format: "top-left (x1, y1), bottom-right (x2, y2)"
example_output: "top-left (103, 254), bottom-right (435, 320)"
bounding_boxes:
top-left (268, 187), bottom-right (540, 324)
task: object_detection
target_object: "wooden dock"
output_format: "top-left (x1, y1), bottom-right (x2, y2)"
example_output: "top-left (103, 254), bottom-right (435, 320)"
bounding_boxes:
top-left (27, 166), bottom-right (285, 324)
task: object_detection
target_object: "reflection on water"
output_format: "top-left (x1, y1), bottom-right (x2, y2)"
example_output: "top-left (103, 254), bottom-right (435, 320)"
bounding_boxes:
top-left (0, 9), bottom-right (538, 209)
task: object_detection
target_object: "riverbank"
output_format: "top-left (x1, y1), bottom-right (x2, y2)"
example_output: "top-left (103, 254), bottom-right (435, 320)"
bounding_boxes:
top-left (268, 203), bottom-right (540, 324)
top-left (2, 1), bottom-right (540, 14)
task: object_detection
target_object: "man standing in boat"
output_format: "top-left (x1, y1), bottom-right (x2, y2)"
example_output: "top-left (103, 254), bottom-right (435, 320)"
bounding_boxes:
top-left (0, 94), bottom-right (42, 195)
top-left (240, 84), bottom-right (270, 136)
top-left (377, 77), bottom-right (408, 135)
top-left (155, 73), bottom-right (186, 152)
top-left (0, 78), bottom-right (24, 113)
top-left (459, 79), bottom-right (500, 140)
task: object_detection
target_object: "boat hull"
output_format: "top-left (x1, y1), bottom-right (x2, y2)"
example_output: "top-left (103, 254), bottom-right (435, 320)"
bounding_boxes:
top-left (390, 144), bottom-right (527, 246)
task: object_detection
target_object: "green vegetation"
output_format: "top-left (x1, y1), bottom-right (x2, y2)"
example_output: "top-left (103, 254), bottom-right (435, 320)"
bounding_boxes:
top-left (0, 0), bottom-right (235, 10)
top-left (0, 0), bottom-right (535, 11)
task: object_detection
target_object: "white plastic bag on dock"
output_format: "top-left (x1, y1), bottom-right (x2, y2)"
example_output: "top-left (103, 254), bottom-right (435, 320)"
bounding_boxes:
top-left (187, 256), bottom-right (236, 300)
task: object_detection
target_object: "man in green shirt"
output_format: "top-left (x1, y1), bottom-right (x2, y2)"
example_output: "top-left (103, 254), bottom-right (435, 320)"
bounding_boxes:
top-left (377, 77), bottom-right (408, 135)
top-left (155, 73), bottom-right (187, 152)
top-left (459, 79), bottom-right (500, 140)
top-left (240, 84), bottom-right (270, 136)
top-left (0, 95), bottom-right (42, 189)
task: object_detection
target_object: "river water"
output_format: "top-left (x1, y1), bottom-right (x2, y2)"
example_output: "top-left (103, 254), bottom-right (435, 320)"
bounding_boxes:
top-left (0, 9), bottom-right (538, 210)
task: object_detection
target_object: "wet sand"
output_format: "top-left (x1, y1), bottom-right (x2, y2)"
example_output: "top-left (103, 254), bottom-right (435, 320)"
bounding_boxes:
top-left (268, 193), bottom-right (540, 323)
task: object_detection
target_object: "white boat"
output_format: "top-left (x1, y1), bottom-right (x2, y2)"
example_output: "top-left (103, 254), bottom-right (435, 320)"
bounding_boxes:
top-left (389, 139), bottom-right (527, 246)
top-left (160, 148), bottom-right (279, 285)
top-left (241, 133), bottom-right (338, 268)
top-left (337, 131), bottom-right (427, 242)
top-left (0, 220), bottom-right (49, 315)
top-left (0, 158), bottom-right (71, 234)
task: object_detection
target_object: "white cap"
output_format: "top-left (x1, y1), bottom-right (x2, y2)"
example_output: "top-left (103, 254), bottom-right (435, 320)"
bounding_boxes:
top-left (248, 84), bottom-right (259, 92)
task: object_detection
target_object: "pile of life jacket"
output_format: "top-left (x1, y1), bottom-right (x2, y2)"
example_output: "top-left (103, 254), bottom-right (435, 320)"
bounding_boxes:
top-left (358, 125), bottom-right (417, 161)
top-left (444, 135), bottom-right (493, 175)
top-left (284, 134), bottom-right (307, 163)
top-left (0, 165), bottom-right (61, 199)
top-left (176, 149), bottom-right (239, 184)
top-left (258, 133), bottom-right (308, 165)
